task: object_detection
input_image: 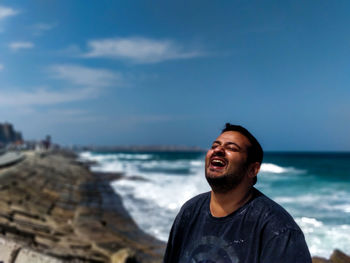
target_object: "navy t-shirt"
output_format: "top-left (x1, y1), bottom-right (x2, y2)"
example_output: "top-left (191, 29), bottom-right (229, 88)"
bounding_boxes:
top-left (163, 188), bottom-right (311, 263)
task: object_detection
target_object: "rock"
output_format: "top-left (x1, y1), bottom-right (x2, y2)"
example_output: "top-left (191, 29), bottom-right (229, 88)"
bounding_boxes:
top-left (92, 171), bottom-right (124, 182)
top-left (312, 250), bottom-right (350, 263)
top-left (312, 256), bottom-right (331, 263)
top-left (15, 248), bottom-right (63, 263)
top-left (330, 249), bottom-right (350, 263)
top-left (124, 175), bottom-right (149, 182)
top-left (0, 150), bottom-right (165, 262)
top-left (111, 248), bottom-right (138, 263)
top-left (0, 237), bottom-right (21, 262)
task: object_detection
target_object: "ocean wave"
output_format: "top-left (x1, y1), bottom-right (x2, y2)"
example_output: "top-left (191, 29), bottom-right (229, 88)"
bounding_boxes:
top-left (113, 153), bottom-right (154, 160)
top-left (79, 151), bottom-right (119, 162)
top-left (260, 163), bottom-right (304, 174)
top-left (80, 151), bottom-right (350, 257)
top-left (331, 204), bottom-right (350, 213)
top-left (80, 151), bottom-right (153, 161)
top-left (296, 217), bottom-right (350, 258)
top-left (190, 160), bottom-right (204, 167)
top-left (79, 151), bottom-right (94, 160)
top-left (111, 169), bottom-right (209, 241)
top-left (140, 160), bottom-right (193, 169)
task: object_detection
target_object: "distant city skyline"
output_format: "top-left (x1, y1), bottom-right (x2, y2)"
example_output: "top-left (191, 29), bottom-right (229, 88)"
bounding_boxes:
top-left (1, 1), bottom-right (349, 151)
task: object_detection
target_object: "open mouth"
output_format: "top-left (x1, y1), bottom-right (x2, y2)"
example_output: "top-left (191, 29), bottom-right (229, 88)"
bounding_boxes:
top-left (210, 157), bottom-right (227, 169)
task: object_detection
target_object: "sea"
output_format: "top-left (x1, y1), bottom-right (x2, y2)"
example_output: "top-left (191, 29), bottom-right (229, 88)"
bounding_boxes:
top-left (79, 151), bottom-right (350, 258)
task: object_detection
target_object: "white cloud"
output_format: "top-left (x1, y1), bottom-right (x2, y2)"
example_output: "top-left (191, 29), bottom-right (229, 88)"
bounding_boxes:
top-left (0, 64), bottom-right (4, 71)
top-left (0, 87), bottom-right (98, 107)
top-left (9, 41), bottom-right (34, 51)
top-left (0, 6), bottom-right (18, 20)
top-left (83, 37), bottom-right (203, 63)
top-left (50, 64), bottom-right (122, 88)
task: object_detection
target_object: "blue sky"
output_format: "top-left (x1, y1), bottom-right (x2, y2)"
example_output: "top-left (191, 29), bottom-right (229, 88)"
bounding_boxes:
top-left (1, 1), bottom-right (349, 151)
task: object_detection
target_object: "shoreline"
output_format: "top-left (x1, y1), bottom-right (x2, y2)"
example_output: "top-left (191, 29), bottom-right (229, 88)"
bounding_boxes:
top-left (0, 149), bottom-right (165, 262)
top-left (0, 149), bottom-right (348, 262)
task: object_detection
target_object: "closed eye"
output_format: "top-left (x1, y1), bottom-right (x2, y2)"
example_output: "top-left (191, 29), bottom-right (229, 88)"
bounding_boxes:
top-left (227, 147), bottom-right (239, 152)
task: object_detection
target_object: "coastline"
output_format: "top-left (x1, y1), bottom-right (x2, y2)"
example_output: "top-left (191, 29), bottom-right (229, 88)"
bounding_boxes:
top-left (0, 149), bottom-right (348, 263)
top-left (0, 150), bottom-right (165, 262)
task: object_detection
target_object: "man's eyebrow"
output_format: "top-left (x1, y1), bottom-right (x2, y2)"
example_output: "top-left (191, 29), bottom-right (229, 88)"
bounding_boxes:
top-left (212, 141), bottom-right (242, 149)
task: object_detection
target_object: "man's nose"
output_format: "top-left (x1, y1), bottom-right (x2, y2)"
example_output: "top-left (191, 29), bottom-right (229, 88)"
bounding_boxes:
top-left (213, 145), bottom-right (225, 155)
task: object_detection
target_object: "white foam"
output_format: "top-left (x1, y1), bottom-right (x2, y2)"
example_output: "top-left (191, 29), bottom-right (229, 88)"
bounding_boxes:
top-left (332, 204), bottom-right (350, 213)
top-left (296, 218), bottom-right (350, 258)
top-left (139, 160), bottom-right (193, 170)
top-left (114, 153), bottom-right (153, 160)
top-left (190, 160), bottom-right (204, 167)
top-left (300, 217), bottom-right (324, 228)
top-left (80, 151), bottom-right (350, 257)
top-left (260, 163), bottom-right (287, 173)
top-left (79, 151), bottom-right (94, 160)
top-left (260, 163), bottom-right (303, 174)
top-left (110, 165), bottom-right (208, 241)
top-left (274, 194), bottom-right (321, 204)
top-left (274, 190), bottom-right (350, 213)
top-left (81, 151), bottom-right (208, 240)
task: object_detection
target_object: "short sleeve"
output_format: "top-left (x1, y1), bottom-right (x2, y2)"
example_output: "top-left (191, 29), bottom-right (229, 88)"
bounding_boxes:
top-left (260, 229), bottom-right (312, 263)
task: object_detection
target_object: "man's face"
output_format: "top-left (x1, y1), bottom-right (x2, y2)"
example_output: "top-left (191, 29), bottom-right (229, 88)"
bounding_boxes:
top-left (205, 131), bottom-right (251, 193)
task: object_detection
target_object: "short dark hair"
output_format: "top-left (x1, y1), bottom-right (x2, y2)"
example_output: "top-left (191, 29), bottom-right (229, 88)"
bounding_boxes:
top-left (222, 123), bottom-right (263, 185)
top-left (222, 123), bottom-right (263, 164)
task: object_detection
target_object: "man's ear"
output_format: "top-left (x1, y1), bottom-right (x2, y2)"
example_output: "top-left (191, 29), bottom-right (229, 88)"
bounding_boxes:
top-left (248, 162), bottom-right (260, 179)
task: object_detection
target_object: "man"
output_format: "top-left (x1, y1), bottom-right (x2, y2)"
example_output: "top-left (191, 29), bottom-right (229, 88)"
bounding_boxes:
top-left (163, 123), bottom-right (311, 263)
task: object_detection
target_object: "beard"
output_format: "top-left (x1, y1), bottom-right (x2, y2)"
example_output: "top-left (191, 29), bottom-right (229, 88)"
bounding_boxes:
top-left (205, 165), bottom-right (248, 194)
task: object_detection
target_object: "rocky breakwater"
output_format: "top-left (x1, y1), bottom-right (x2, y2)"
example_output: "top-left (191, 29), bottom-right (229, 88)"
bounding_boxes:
top-left (313, 250), bottom-right (350, 263)
top-left (0, 150), bottom-right (165, 263)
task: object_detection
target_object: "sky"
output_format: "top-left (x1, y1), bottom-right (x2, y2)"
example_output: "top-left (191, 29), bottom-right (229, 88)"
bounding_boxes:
top-left (0, 1), bottom-right (349, 151)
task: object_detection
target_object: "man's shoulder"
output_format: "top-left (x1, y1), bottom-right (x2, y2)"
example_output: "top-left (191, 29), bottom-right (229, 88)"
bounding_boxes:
top-left (249, 189), bottom-right (311, 262)
top-left (249, 188), bottom-right (302, 233)
top-left (176, 192), bottom-right (210, 219)
top-left (182, 191), bottom-right (210, 210)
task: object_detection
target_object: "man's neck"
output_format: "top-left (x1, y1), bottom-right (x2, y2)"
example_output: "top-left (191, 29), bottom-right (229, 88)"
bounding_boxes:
top-left (209, 185), bottom-right (253, 218)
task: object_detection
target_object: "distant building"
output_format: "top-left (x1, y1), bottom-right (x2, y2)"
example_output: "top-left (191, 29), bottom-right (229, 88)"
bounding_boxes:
top-left (42, 135), bottom-right (51, 150)
top-left (0, 123), bottom-right (22, 145)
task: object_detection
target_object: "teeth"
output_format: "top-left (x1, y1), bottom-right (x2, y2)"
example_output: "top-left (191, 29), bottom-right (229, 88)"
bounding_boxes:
top-left (212, 159), bottom-right (225, 166)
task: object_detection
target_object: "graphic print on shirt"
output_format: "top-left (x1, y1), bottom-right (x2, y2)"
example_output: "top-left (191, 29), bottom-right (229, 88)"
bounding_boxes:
top-left (181, 235), bottom-right (239, 263)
